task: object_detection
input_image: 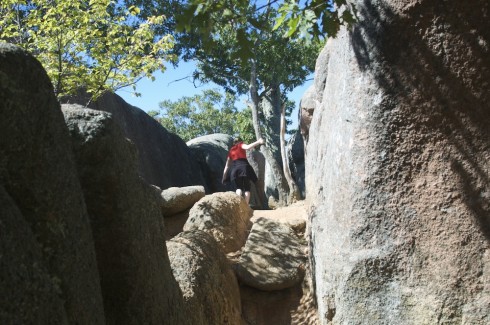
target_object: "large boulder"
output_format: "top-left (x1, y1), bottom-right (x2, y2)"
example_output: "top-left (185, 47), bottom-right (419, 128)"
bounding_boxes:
top-left (306, 1), bottom-right (490, 324)
top-left (65, 91), bottom-right (207, 191)
top-left (184, 192), bottom-right (253, 253)
top-left (0, 43), bottom-right (105, 324)
top-left (167, 231), bottom-right (242, 325)
top-left (0, 186), bottom-right (68, 324)
top-left (235, 217), bottom-right (306, 291)
top-left (159, 185), bottom-right (206, 240)
top-left (239, 267), bottom-right (318, 325)
top-left (62, 104), bottom-right (187, 325)
top-left (187, 133), bottom-right (233, 193)
top-left (160, 185), bottom-right (206, 216)
top-left (237, 201), bottom-right (316, 325)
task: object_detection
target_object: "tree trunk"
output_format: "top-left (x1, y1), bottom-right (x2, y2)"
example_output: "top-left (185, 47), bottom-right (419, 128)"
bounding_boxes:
top-left (280, 102), bottom-right (301, 204)
top-left (249, 61), bottom-right (289, 206)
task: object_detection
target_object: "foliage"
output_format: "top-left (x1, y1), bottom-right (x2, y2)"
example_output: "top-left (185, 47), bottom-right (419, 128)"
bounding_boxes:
top-left (273, 0), bottom-right (356, 39)
top-left (174, 0), bottom-right (355, 57)
top-left (150, 89), bottom-right (255, 142)
top-left (167, 1), bottom-right (327, 204)
top-left (169, 1), bottom-right (319, 143)
top-left (0, 0), bottom-right (175, 103)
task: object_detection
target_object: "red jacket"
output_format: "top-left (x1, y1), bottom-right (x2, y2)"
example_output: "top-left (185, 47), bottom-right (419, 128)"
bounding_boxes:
top-left (228, 142), bottom-right (247, 160)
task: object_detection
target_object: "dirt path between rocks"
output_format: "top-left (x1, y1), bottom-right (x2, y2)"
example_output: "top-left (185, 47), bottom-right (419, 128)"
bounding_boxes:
top-left (252, 200), bottom-right (308, 223)
top-left (251, 200), bottom-right (309, 238)
top-left (244, 200), bottom-right (319, 325)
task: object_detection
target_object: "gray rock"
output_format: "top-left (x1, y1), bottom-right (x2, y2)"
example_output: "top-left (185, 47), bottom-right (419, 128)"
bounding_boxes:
top-left (235, 218), bottom-right (306, 291)
top-left (0, 186), bottom-right (68, 324)
top-left (158, 185), bottom-right (205, 239)
top-left (187, 133), bottom-right (233, 193)
top-left (167, 231), bottom-right (242, 325)
top-left (164, 210), bottom-right (190, 240)
top-left (298, 85), bottom-right (317, 147)
top-left (184, 192), bottom-right (253, 253)
top-left (62, 104), bottom-right (187, 325)
top-left (239, 261), bottom-right (318, 325)
top-left (160, 185), bottom-right (205, 216)
top-left (247, 149), bottom-right (268, 209)
top-left (313, 42), bottom-right (330, 100)
top-left (306, 1), bottom-right (490, 324)
top-left (64, 90), bottom-right (207, 191)
top-left (264, 160), bottom-right (279, 203)
top-left (287, 131), bottom-right (305, 199)
top-left (0, 43), bottom-right (105, 324)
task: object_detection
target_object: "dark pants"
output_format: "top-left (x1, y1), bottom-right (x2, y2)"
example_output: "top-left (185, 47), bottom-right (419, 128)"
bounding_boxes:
top-left (234, 176), bottom-right (251, 192)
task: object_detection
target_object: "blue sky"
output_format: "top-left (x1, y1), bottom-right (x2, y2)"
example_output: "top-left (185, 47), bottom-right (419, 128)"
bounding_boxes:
top-left (116, 60), bottom-right (313, 131)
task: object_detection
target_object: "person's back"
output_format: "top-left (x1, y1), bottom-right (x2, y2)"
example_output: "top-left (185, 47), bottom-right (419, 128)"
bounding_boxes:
top-left (222, 137), bottom-right (264, 204)
top-left (228, 142), bottom-right (247, 161)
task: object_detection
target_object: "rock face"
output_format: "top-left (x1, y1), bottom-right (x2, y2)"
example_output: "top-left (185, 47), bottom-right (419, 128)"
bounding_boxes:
top-left (184, 192), bottom-right (253, 253)
top-left (248, 150), bottom-right (268, 209)
top-left (67, 91), bottom-right (207, 191)
top-left (62, 104), bottom-right (187, 325)
top-left (287, 131), bottom-right (305, 199)
top-left (167, 231), bottom-right (242, 325)
top-left (0, 43), bottom-right (105, 324)
top-left (306, 1), bottom-right (490, 324)
top-left (235, 217), bottom-right (306, 291)
top-left (0, 186), bottom-right (68, 324)
top-left (298, 85), bottom-right (316, 147)
top-left (187, 133), bottom-right (234, 193)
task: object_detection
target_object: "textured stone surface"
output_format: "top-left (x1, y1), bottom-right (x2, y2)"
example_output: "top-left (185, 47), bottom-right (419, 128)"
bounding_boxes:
top-left (164, 210), bottom-right (190, 240)
top-left (298, 85), bottom-right (316, 147)
top-left (65, 91), bottom-right (207, 191)
top-left (167, 231), bottom-right (242, 325)
top-left (252, 201), bottom-right (308, 238)
top-left (248, 149), bottom-right (268, 209)
top-left (63, 104), bottom-right (187, 325)
top-left (184, 192), bottom-right (253, 253)
top-left (287, 131), bottom-right (305, 199)
top-left (306, 1), bottom-right (490, 324)
top-left (0, 186), bottom-right (68, 324)
top-left (160, 185), bottom-right (205, 216)
top-left (235, 217), bottom-right (306, 291)
top-left (0, 43), bottom-right (105, 324)
top-left (239, 201), bottom-right (316, 324)
top-left (187, 133), bottom-right (234, 193)
top-left (240, 275), bottom-right (318, 325)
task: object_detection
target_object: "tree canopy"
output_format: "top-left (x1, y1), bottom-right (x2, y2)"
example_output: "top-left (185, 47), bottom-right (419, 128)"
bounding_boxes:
top-left (0, 0), bottom-right (175, 103)
top-left (172, 0), bottom-right (355, 59)
top-left (149, 89), bottom-right (256, 142)
top-left (164, 0), bottom-right (331, 204)
top-left (0, 0), bottom-right (354, 104)
top-left (1, 0), bottom-right (354, 205)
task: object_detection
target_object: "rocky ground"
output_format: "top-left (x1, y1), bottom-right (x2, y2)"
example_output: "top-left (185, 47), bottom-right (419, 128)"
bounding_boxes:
top-left (241, 201), bottom-right (319, 325)
top-left (252, 201), bottom-right (308, 236)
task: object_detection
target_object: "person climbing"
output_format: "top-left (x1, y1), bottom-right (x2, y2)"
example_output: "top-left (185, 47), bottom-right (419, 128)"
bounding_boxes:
top-left (222, 137), bottom-right (265, 205)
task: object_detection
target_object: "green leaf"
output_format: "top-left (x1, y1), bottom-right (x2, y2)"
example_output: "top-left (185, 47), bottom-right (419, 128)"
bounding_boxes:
top-left (0, 0), bottom-right (175, 103)
top-left (286, 16), bottom-right (300, 37)
top-left (273, 12), bottom-right (288, 31)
